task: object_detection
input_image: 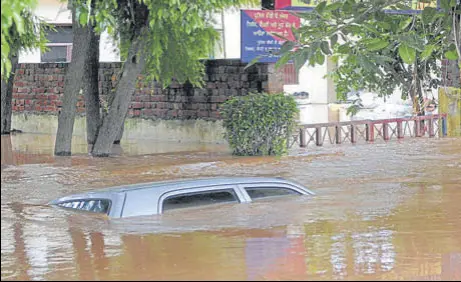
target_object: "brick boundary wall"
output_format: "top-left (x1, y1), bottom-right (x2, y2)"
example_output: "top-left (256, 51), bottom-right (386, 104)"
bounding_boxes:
top-left (12, 59), bottom-right (283, 121)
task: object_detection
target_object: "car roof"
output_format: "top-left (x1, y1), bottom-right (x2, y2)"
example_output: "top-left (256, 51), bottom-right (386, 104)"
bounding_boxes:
top-left (50, 177), bottom-right (313, 207)
top-left (97, 177), bottom-right (302, 194)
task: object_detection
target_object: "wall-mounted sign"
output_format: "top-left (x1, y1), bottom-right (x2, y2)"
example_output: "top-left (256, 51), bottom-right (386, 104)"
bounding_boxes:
top-left (241, 10), bottom-right (300, 63)
top-left (275, 0), bottom-right (439, 14)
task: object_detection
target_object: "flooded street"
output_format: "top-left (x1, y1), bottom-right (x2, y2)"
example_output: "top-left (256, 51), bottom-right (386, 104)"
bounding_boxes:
top-left (1, 134), bottom-right (461, 281)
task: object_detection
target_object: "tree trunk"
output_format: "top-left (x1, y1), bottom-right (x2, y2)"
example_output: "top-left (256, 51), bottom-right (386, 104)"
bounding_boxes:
top-left (102, 83), bottom-right (125, 145)
top-left (83, 31), bottom-right (100, 145)
top-left (54, 7), bottom-right (99, 156)
top-left (113, 119), bottom-right (125, 144)
top-left (91, 37), bottom-right (146, 157)
top-left (1, 55), bottom-right (18, 135)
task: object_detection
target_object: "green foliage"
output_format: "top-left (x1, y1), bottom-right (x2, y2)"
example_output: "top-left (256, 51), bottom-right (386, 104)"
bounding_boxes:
top-left (276, 0), bottom-right (460, 103)
top-left (73, 0), bottom-right (256, 87)
top-left (1, 0), bottom-right (49, 79)
top-left (220, 93), bottom-right (299, 156)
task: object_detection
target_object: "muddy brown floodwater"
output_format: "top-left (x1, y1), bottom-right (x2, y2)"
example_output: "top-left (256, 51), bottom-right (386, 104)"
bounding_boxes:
top-left (1, 133), bottom-right (461, 281)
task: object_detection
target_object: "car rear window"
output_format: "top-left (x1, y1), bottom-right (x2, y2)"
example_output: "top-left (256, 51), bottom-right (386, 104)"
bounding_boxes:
top-left (162, 189), bottom-right (238, 212)
top-left (244, 187), bottom-right (300, 200)
top-left (57, 199), bottom-right (111, 214)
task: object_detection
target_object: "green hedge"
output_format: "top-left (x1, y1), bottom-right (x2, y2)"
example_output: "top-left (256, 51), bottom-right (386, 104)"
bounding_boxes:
top-left (220, 92), bottom-right (299, 156)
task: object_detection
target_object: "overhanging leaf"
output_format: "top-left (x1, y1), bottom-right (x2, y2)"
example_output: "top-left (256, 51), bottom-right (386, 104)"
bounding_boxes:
top-left (398, 18), bottom-right (413, 31)
top-left (330, 34), bottom-right (338, 46)
top-left (363, 38), bottom-right (389, 51)
top-left (421, 7), bottom-right (437, 24)
top-left (320, 41), bottom-right (331, 55)
top-left (398, 44), bottom-right (416, 64)
top-left (315, 1), bottom-right (327, 15)
top-left (275, 53), bottom-right (292, 69)
top-left (420, 44), bottom-right (436, 61)
top-left (245, 56), bottom-right (261, 70)
top-left (445, 50), bottom-right (459, 60)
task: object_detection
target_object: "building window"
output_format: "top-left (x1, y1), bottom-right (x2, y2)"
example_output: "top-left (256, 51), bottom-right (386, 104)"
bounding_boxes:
top-left (41, 25), bottom-right (73, 62)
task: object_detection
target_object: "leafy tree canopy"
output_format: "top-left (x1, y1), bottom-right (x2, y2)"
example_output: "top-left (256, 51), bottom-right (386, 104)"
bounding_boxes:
top-left (275, 0), bottom-right (460, 103)
top-left (74, 0), bottom-right (256, 87)
top-left (1, 0), bottom-right (49, 79)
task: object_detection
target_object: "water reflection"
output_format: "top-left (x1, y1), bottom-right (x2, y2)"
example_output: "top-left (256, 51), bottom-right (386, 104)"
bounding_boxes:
top-left (1, 136), bottom-right (461, 280)
top-left (1, 133), bottom-right (228, 165)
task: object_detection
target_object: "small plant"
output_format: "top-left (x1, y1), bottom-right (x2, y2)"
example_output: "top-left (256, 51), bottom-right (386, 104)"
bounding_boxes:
top-left (220, 92), bottom-right (299, 156)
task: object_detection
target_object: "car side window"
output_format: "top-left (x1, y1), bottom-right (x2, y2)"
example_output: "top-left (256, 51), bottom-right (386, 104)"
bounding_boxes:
top-left (162, 189), bottom-right (238, 212)
top-left (244, 187), bottom-right (300, 200)
top-left (58, 199), bottom-right (110, 214)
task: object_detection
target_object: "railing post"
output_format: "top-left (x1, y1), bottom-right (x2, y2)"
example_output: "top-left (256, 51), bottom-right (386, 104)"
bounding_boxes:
top-left (299, 128), bottom-right (307, 148)
top-left (397, 121), bottom-right (404, 138)
top-left (428, 117), bottom-right (435, 137)
top-left (335, 125), bottom-right (342, 144)
top-left (350, 125), bottom-right (356, 143)
top-left (315, 127), bottom-right (323, 146)
top-left (442, 116), bottom-right (448, 136)
top-left (415, 118), bottom-right (422, 137)
top-left (383, 122), bottom-right (389, 140)
top-left (366, 123), bottom-right (374, 142)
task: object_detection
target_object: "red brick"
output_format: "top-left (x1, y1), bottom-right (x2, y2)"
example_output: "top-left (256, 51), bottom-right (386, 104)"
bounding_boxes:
top-left (210, 112), bottom-right (221, 119)
top-left (154, 109), bottom-right (168, 117)
top-left (170, 110), bottom-right (178, 117)
top-left (197, 110), bottom-right (209, 117)
top-left (151, 95), bottom-right (163, 102)
top-left (132, 102), bottom-right (143, 109)
top-left (142, 109), bottom-right (154, 116)
top-left (158, 102), bottom-right (167, 109)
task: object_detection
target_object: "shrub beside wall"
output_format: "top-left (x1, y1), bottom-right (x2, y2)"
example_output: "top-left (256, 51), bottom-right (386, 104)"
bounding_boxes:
top-left (220, 93), bottom-right (298, 156)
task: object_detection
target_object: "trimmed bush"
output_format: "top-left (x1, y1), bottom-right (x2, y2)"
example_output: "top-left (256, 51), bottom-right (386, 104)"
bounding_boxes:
top-left (220, 92), bottom-right (299, 156)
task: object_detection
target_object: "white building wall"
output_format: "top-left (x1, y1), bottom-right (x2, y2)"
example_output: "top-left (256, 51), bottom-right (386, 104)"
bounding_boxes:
top-left (222, 9), bottom-right (242, 59)
top-left (19, 0), bottom-right (120, 63)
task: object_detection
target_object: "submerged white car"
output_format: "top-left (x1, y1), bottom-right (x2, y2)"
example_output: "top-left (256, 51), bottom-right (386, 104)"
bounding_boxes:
top-left (50, 177), bottom-right (315, 218)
